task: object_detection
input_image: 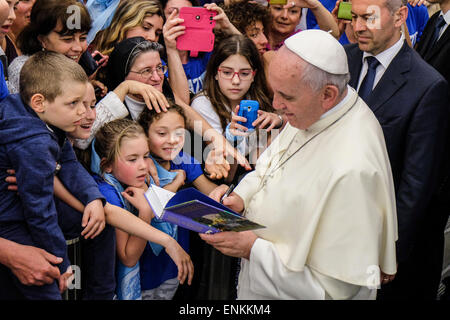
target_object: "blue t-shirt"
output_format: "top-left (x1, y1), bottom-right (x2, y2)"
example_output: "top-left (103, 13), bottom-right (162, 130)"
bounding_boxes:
top-left (139, 151), bottom-right (203, 290)
top-left (306, 0), bottom-right (337, 30)
top-left (183, 51), bottom-right (212, 95)
top-left (406, 3), bottom-right (429, 47)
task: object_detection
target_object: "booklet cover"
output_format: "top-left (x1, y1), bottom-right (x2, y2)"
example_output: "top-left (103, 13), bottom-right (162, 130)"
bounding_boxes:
top-left (144, 185), bottom-right (265, 234)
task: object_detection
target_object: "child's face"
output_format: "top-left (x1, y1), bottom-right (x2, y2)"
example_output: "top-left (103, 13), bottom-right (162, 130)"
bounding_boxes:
top-left (69, 83), bottom-right (96, 140)
top-left (0, 0), bottom-right (19, 38)
top-left (41, 80), bottom-right (87, 132)
top-left (215, 54), bottom-right (255, 107)
top-left (38, 20), bottom-right (88, 63)
top-left (147, 111), bottom-right (185, 162)
top-left (107, 134), bottom-right (150, 188)
top-left (125, 51), bottom-right (164, 93)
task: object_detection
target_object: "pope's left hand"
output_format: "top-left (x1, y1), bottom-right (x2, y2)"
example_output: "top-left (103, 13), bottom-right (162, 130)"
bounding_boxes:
top-left (200, 231), bottom-right (257, 260)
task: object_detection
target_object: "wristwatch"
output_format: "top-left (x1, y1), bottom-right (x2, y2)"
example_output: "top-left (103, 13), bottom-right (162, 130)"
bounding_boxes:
top-left (275, 114), bottom-right (284, 129)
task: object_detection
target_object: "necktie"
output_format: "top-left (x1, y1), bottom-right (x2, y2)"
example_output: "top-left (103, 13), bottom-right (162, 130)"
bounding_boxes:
top-left (431, 15), bottom-right (446, 47)
top-left (358, 56), bottom-right (380, 102)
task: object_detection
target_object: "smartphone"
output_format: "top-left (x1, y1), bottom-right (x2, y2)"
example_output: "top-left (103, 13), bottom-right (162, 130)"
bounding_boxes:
top-left (238, 100), bottom-right (260, 131)
top-left (269, 0), bottom-right (288, 5)
top-left (337, 1), bottom-right (352, 21)
top-left (176, 7), bottom-right (217, 57)
top-left (92, 53), bottom-right (102, 62)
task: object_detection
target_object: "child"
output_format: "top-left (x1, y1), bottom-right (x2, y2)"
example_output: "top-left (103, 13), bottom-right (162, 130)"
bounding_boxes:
top-left (191, 34), bottom-right (283, 167)
top-left (92, 118), bottom-right (194, 300)
top-left (137, 103), bottom-right (217, 300)
top-left (0, 51), bottom-right (106, 300)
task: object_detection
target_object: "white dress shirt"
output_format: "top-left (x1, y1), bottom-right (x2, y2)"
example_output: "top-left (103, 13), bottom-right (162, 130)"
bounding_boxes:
top-left (356, 34), bottom-right (405, 92)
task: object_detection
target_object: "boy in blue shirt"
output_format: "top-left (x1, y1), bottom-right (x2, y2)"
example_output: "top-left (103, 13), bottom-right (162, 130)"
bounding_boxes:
top-left (0, 51), bottom-right (106, 299)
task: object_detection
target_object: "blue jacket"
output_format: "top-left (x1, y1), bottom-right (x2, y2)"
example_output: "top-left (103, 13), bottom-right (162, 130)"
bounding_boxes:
top-left (0, 94), bottom-right (105, 273)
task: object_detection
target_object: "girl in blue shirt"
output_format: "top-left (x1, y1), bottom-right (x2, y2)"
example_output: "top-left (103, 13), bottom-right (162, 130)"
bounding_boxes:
top-left (92, 118), bottom-right (193, 300)
top-left (136, 102), bottom-right (218, 299)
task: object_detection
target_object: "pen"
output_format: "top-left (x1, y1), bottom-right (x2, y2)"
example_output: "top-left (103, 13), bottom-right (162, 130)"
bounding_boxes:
top-left (220, 184), bottom-right (235, 204)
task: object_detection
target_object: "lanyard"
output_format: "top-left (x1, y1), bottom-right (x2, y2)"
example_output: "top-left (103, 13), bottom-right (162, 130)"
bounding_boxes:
top-left (260, 100), bottom-right (357, 188)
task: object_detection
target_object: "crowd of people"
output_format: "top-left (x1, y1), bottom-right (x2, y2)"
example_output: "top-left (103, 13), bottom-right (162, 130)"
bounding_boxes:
top-left (0, 0), bottom-right (449, 301)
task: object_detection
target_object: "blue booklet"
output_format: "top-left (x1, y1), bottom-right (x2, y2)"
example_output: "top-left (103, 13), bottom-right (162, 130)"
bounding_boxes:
top-left (144, 185), bottom-right (265, 234)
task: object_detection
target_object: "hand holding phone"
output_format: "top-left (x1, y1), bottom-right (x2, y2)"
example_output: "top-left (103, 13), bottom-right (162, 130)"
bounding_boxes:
top-left (237, 100), bottom-right (260, 131)
top-left (176, 7), bottom-right (217, 57)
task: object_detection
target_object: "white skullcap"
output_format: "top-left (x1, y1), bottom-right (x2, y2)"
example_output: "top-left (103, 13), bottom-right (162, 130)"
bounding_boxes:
top-left (284, 29), bottom-right (349, 75)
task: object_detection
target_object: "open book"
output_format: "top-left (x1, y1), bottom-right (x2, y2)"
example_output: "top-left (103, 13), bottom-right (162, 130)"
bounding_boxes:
top-left (144, 185), bottom-right (265, 234)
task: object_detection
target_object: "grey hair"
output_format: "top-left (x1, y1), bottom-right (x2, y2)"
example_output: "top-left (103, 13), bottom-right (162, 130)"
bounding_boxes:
top-left (385, 0), bottom-right (408, 15)
top-left (125, 41), bottom-right (165, 76)
top-left (300, 61), bottom-right (350, 96)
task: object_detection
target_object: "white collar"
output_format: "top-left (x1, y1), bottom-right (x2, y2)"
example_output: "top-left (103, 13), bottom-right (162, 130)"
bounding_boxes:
top-left (440, 9), bottom-right (450, 25)
top-left (362, 34), bottom-right (405, 70)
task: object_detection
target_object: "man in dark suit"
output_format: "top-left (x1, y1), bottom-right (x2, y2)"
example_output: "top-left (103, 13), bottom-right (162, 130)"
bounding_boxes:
top-left (415, 0), bottom-right (449, 83)
top-left (346, 0), bottom-right (450, 299)
top-left (415, 0), bottom-right (450, 299)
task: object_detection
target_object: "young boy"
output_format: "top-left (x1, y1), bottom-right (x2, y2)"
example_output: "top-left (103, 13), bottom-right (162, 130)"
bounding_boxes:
top-left (0, 51), bottom-right (106, 299)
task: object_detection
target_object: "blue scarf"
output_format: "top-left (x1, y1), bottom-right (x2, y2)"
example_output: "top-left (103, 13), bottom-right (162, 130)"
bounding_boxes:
top-left (148, 155), bottom-right (179, 255)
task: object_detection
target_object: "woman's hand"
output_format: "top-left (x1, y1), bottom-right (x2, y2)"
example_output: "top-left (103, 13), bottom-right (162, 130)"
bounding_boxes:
top-left (204, 3), bottom-right (241, 35)
top-left (114, 80), bottom-right (169, 113)
top-left (163, 9), bottom-right (186, 51)
top-left (331, 0), bottom-right (351, 38)
top-left (164, 238), bottom-right (194, 285)
top-left (90, 79), bottom-right (108, 99)
top-left (408, 0), bottom-right (428, 6)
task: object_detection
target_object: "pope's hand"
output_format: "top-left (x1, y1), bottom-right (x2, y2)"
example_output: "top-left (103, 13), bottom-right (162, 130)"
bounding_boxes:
top-left (200, 231), bottom-right (257, 260)
top-left (209, 184), bottom-right (244, 213)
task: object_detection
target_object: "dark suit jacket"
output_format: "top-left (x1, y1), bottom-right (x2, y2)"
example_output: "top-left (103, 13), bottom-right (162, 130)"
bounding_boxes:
top-left (415, 11), bottom-right (450, 84)
top-left (345, 42), bottom-right (450, 263)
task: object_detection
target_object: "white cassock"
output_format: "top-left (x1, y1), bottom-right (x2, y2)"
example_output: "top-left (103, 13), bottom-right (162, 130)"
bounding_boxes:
top-left (234, 86), bottom-right (398, 300)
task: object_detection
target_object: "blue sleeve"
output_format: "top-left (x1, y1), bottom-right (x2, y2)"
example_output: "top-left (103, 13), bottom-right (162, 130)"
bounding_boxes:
top-left (306, 0), bottom-right (336, 29)
top-left (96, 178), bottom-right (125, 209)
top-left (58, 140), bottom-right (106, 206)
top-left (7, 135), bottom-right (70, 274)
top-left (0, 62), bottom-right (8, 101)
top-left (171, 152), bottom-right (203, 184)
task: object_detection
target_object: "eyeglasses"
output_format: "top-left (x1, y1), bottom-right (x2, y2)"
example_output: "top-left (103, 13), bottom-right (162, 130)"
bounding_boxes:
top-left (217, 68), bottom-right (256, 81)
top-left (129, 65), bottom-right (168, 78)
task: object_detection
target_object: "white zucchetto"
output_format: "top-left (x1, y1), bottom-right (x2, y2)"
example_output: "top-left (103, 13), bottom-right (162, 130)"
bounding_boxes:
top-left (284, 29), bottom-right (349, 75)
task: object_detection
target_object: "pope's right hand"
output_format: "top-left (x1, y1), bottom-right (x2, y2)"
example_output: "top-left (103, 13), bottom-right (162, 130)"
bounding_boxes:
top-left (209, 184), bottom-right (244, 214)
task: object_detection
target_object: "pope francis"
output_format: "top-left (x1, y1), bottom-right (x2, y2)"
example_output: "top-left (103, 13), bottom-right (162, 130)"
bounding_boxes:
top-left (201, 29), bottom-right (398, 300)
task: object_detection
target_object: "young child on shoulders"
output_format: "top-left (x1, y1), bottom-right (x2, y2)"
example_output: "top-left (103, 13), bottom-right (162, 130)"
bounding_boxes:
top-left (0, 51), bottom-right (106, 300)
top-left (92, 118), bottom-right (194, 300)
